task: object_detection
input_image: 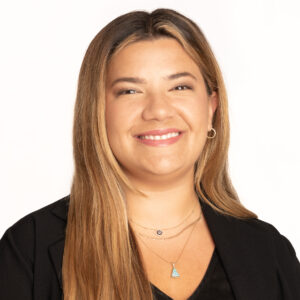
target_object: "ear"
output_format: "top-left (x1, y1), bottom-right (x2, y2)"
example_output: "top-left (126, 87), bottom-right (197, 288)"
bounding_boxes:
top-left (207, 91), bottom-right (218, 130)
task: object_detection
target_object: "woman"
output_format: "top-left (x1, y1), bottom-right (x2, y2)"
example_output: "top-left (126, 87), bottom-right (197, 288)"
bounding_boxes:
top-left (0, 8), bottom-right (299, 300)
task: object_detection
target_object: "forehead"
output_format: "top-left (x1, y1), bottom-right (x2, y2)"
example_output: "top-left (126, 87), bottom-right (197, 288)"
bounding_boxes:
top-left (106, 38), bottom-right (202, 80)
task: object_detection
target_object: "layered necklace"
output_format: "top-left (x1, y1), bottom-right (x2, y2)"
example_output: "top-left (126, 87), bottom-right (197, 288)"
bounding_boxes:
top-left (128, 200), bottom-right (197, 240)
top-left (129, 201), bottom-right (202, 278)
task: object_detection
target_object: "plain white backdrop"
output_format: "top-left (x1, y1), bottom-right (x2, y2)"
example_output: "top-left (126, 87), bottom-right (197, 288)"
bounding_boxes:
top-left (0, 0), bottom-right (299, 254)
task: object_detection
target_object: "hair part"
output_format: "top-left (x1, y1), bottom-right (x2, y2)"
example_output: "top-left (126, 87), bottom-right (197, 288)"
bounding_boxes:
top-left (63, 8), bottom-right (257, 300)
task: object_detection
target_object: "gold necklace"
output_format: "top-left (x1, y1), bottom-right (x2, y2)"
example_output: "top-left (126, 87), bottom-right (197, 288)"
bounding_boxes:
top-left (135, 213), bottom-right (202, 240)
top-left (128, 200), bottom-right (197, 237)
top-left (137, 217), bottom-right (199, 278)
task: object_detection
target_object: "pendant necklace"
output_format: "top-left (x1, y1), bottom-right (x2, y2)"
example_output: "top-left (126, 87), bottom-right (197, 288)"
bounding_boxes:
top-left (137, 214), bottom-right (200, 278)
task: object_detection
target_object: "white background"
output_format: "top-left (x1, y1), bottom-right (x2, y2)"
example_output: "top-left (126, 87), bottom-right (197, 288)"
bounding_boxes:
top-left (0, 0), bottom-right (299, 254)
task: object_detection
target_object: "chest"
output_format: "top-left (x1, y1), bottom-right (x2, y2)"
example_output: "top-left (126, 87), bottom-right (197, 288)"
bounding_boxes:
top-left (136, 220), bottom-right (215, 300)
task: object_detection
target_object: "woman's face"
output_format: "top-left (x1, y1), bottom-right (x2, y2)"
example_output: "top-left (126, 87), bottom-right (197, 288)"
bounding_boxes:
top-left (105, 38), bottom-right (218, 183)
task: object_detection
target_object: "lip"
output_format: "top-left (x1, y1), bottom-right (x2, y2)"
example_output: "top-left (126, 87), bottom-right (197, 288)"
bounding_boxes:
top-left (134, 128), bottom-right (182, 137)
top-left (134, 128), bottom-right (184, 147)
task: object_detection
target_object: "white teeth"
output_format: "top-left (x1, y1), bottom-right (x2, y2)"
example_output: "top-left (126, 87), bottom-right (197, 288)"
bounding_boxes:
top-left (140, 132), bottom-right (180, 140)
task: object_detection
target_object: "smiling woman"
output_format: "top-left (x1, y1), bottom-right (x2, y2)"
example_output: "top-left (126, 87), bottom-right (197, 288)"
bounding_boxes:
top-left (0, 8), bottom-right (300, 300)
top-left (105, 38), bottom-right (218, 181)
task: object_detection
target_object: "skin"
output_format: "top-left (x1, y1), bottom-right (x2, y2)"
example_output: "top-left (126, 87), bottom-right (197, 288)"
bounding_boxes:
top-left (105, 37), bottom-right (218, 226)
top-left (105, 37), bottom-right (218, 300)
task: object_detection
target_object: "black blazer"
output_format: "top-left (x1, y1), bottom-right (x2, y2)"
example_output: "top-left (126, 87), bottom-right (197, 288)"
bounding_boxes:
top-left (0, 195), bottom-right (299, 299)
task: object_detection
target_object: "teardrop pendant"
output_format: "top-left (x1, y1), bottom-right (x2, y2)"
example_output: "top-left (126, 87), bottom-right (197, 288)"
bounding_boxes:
top-left (171, 263), bottom-right (180, 278)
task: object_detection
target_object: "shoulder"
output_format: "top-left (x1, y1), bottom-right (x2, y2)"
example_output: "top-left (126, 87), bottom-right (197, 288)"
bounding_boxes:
top-left (202, 200), bottom-right (298, 261)
top-left (241, 217), bottom-right (297, 256)
top-left (2, 195), bottom-right (68, 232)
top-left (218, 209), bottom-right (300, 293)
top-left (203, 199), bottom-right (296, 252)
top-left (0, 195), bottom-right (69, 259)
top-left (0, 197), bottom-right (69, 298)
top-left (228, 213), bottom-right (300, 279)
top-left (227, 213), bottom-right (298, 257)
top-left (248, 217), bottom-right (300, 295)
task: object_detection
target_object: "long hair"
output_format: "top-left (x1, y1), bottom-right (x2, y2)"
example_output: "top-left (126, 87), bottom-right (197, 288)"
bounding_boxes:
top-left (62, 8), bottom-right (257, 300)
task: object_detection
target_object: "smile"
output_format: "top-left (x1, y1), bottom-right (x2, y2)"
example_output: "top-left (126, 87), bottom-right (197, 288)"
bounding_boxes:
top-left (135, 131), bottom-right (183, 147)
top-left (139, 132), bottom-right (180, 140)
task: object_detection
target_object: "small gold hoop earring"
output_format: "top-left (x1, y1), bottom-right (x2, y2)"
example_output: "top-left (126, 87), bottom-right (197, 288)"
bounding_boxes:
top-left (207, 128), bottom-right (216, 139)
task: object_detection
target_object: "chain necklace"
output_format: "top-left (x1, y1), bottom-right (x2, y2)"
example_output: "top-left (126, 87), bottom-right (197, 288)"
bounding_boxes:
top-left (137, 215), bottom-right (200, 278)
top-left (128, 200), bottom-right (197, 237)
top-left (136, 213), bottom-right (202, 240)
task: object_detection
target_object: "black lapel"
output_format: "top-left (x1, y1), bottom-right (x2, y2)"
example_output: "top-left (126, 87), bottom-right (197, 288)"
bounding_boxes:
top-left (48, 197), bottom-right (68, 289)
top-left (48, 236), bottom-right (65, 289)
top-left (200, 200), bottom-right (277, 300)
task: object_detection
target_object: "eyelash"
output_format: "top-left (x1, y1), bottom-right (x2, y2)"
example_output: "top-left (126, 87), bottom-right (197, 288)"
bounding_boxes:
top-left (116, 85), bottom-right (193, 96)
top-left (173, 85), bottom-right (193, 91)
top-left (116, 89), bottom-right (137, 96)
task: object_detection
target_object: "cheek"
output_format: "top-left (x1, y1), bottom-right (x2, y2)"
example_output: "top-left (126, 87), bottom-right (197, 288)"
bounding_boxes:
top-left (180, 98), bottom-right (210, 132)
top-left (105, 101), bottom-right (136, 144)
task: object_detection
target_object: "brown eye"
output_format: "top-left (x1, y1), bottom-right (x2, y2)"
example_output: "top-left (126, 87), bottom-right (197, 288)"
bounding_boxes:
top-left (117, 89), bottom-right (137, 96)
top-left (174, 85), bottom-right (192, 91)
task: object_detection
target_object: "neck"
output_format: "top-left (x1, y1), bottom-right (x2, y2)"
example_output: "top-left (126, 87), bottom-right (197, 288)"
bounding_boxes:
top-left (124, 174), bottom-right (200, 228)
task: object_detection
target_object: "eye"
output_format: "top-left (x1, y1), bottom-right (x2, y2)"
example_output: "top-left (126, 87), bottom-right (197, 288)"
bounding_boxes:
top-left (116, 89), bottom-right (138, 96)
top-left (173, 85), bottom-right (193, 91)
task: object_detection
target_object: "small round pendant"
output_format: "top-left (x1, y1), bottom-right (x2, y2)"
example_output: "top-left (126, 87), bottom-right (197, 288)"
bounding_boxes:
top-left (156, 230), bottom-right (163, 235)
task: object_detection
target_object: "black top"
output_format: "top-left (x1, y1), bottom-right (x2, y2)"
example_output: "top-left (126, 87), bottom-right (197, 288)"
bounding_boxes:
top-left (151, 247), bottom-right (236, 300)
top-left (0, 196), bottom-right (299, 299)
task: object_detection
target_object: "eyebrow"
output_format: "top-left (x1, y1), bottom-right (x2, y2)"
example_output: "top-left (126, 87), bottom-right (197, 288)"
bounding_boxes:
top-left (166, 72), bottom-right (197, 81)
top-left (110, 72), bottom-right (197, 87)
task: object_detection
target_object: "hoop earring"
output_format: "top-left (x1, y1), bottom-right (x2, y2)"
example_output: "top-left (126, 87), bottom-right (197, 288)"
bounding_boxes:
top-left (207, 128), bottom-right (216, 139)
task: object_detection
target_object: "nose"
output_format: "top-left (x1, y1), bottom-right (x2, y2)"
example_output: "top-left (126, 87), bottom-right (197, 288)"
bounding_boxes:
top-left (141, 92), bottom-right (176, 121)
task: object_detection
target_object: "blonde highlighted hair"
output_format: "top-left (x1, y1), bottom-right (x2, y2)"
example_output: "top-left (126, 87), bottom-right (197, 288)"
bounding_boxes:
top-left (62, 8), bottom-right (257, 300)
